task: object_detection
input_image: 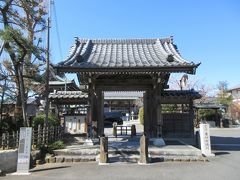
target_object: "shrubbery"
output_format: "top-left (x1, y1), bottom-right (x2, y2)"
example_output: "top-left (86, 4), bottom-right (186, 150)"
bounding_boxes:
top-left (39, 140), bottom-right (65, 158)
top-left (198, 109), bottom-right (222, 121)
top-left (32, 113), bottom-right (59, 128)
top-left (48, 140), bottom-right (65, 152)
top-left (139, 107), bottom-right (144, 125)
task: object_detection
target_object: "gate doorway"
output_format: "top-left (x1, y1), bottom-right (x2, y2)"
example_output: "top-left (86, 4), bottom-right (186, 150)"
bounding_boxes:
top-left (103, 91), bottom-right (144, 137)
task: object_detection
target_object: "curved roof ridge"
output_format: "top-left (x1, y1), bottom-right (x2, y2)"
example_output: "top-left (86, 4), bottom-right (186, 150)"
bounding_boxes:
top-left (76, 37), bottom-right (173, 44)
top-left (55, 36), bottom-right (200, 74)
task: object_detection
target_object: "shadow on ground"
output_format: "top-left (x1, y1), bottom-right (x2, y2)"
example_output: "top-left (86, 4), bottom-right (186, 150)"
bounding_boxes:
top-left (211, 136), bottom-right (240, 151)
top-left (30, 165), bottom-right (71, 173)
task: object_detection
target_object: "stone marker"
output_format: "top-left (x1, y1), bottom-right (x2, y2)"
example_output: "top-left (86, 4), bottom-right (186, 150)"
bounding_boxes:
top-left (131, 125), bottom-right (136, 137)
top-left (12, 127), bottom-right (32, 175)
top-left (199, 123), bottom-right (215, 157)
top-left (99, 135), bottom-right (108, 164)
top-left (113, 123), bottom-right (117, 137)
top-left (139, 134), bottom-right (149, 164)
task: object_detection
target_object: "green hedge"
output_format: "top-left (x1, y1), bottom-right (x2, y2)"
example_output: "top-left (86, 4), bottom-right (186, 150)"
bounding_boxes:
top-left (198, 109), bottom-right (222, 121)
top-left (139, 107), bottom-right (144, 125)
top-left (32, 113), bottom-right (59, 128)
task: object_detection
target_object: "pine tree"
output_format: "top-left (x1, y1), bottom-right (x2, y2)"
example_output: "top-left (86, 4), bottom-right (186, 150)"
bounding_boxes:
top-left (0, 0), bottom-right (47, 126)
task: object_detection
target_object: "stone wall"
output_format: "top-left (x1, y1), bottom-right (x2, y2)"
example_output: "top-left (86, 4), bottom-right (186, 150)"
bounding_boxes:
top-left (0, 149), bottom-right (18, 173)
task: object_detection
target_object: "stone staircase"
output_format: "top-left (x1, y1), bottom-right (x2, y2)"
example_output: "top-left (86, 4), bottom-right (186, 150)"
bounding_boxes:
top-left (49, 145), bottom-right (100, 163)
top-left (44, 136), bottom-right (206, 164)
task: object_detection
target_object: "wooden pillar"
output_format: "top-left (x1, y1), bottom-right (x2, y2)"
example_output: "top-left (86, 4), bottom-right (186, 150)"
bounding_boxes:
top-left (215, 109), bottom-right (219, 127)
top-left (155, 84), bottom-right (162, 138)
top-left (149, 76), bottom-right (162, 138)
top-left (88, 78), bottom-right (97, 138)
top-left (144, 88), bottom-right (159, 138)
top-left (97, 89), bottom-right (104, 136)
top-left (143, 91), bottom-right (150, 136)
top-left (189, 100), bottom-right (194, 138)
top-left (150, 89), bottom-right (158, 138)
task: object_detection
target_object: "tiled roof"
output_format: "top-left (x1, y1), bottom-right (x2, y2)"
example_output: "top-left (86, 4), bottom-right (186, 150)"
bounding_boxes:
top-left (49, 80), bottom-right (75, 86)
top-left (49, 91), bottom-right (88, 99)
top-left (56, 37), bottom-right (199, 73)
top-left (194, 103), bottom-right (226, 109)
top-left (228, 84), bottom-right (240, 91)
top-left (48, 90), bottom-right (200, 100)
top-left (104, 91), bottom-right (144, 100)
top-left (161, 90), bottom-right (201, 99)
top-left (3, 98), bottom-right (39, 105)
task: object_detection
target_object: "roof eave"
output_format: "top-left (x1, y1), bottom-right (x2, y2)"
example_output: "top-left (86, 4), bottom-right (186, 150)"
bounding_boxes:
top-left (54, 64), bottom-right (200, 75)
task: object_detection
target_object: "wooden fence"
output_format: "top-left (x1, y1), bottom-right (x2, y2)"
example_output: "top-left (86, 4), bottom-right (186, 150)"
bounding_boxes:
top-left (0, 125), bottom-right (64, 150)
top-left (113, 125), bottom-right (136, 138)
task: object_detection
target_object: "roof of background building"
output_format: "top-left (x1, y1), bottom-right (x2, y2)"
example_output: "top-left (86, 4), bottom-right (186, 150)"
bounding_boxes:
top-left (49, 90), bottom-right (201, 101)
top-left (194, 103), bottom-right (226, 109)
top-left (49, 91), bottom-right (88, 99)
top-left (228, 84), bottom-right (240, 92)
top-left (55, 37), bottom-right (200, 74)
top-left (104, 91), bottom-right (144, 100)
top-left (3, 98), bottom-right (39, 105)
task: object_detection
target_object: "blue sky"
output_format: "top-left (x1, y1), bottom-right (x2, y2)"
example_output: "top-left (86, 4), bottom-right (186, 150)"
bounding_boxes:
top-left (50, 0), bottom-right (240, 90)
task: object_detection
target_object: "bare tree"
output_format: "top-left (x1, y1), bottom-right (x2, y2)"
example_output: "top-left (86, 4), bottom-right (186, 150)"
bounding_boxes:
top-left (217, 81), bottom-right (232, 106)
top-left (169, 74), bottom-right (213, 103)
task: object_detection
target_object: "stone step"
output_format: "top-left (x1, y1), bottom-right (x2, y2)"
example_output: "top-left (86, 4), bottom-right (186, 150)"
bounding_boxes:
top-left (108, 149), bottom-right (139, 155)
top-left (108, 154), bottom-right (139, 163)
top-left (53, 148), bottom-right (201, 157)
top-left (53, 148), bottom-right (99, 156)
top-left (150, 155), bottom-right (208, 162)
top-left (149, 147), bottom-right (202, 157)
top-left (44, 153), bottom-right (205, 164)
top-left (45, 155), bottom-right (96, 163)
top-left (108, 148), bottom-right (202, 157)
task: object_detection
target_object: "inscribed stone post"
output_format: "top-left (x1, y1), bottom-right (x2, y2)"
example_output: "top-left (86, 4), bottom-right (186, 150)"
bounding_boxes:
top-left (99, 136), bottom-right (108, 164)
top-left (13, 127), bottom-right (32, 175)
top-left (199, 123), bottom-right (215, 157)
top-left (139, 134), bottom-right (149, 164)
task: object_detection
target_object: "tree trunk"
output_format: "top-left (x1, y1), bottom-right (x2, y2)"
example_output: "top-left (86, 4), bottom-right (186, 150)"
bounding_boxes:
top-left (18, 65), bottom-right (28, 127)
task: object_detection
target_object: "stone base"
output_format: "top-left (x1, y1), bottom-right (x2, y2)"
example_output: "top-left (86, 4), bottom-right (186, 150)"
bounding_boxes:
top-left (98, 162), bottom-right (109, 165)
top-left (10, 172), bottom-right (31, 175)
top-left (138, 161), bottom-right (151, 165)
top-left (84, 139), bottom-right (94, 146)
top-left (151, 138), bottom-right (166, 147)
top-left (203, 153), bottom-right (215, 157)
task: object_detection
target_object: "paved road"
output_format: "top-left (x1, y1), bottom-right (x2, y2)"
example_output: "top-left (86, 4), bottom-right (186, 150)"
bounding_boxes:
top-left (2, 127), bottom-right (240, 180)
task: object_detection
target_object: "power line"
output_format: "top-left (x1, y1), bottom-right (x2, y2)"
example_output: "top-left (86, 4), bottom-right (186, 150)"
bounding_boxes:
top-left (52, 0), bottom-right (63, 60)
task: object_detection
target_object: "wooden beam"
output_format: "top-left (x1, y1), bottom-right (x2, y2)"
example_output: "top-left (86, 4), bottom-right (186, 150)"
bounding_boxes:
top-left (55, 64), bottom-right (199, 75)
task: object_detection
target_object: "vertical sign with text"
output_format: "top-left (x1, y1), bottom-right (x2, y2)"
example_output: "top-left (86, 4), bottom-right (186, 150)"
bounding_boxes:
top-left (16, 127), bottom-right (32, 174)
top-left (199, 123), bottom-right (214, 157)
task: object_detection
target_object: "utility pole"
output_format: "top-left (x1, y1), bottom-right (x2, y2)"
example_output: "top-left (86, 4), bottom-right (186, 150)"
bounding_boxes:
top-left (44, 0), bottom-right (53, 127)
top-left (0, 41), bottom-right (4, 57)
top-left (0, 74), bottom-right (7, 133)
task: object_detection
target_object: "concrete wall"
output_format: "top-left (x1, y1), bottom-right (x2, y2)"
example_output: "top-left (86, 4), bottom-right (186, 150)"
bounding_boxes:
top-left (0, 149), bottom-right (17, 173)
top-left (0, 150), bottom-right (41, 174)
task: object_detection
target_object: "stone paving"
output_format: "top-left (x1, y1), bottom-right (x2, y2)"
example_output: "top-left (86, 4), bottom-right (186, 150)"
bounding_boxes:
top-left (44, 120), bottom-right (205, 164)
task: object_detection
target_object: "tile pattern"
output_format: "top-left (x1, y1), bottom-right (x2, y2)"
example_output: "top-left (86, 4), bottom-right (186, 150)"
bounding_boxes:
top-left (58, 37), bottom-right (196, 68)
top-left (49, 91), bottom-right (88, 99)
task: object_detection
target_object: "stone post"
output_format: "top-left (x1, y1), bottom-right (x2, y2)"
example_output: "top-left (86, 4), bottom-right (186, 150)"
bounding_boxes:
top-left (131, 125), bottom-right (136, 137)
top-left (99, 135), bottom-right (108, 164)
top-left (113, 123), bottom-right (117, 137)
top-left (139, 134), bottom-right (149, 164)
top-left (199, 123), bottom-right (215, 157)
